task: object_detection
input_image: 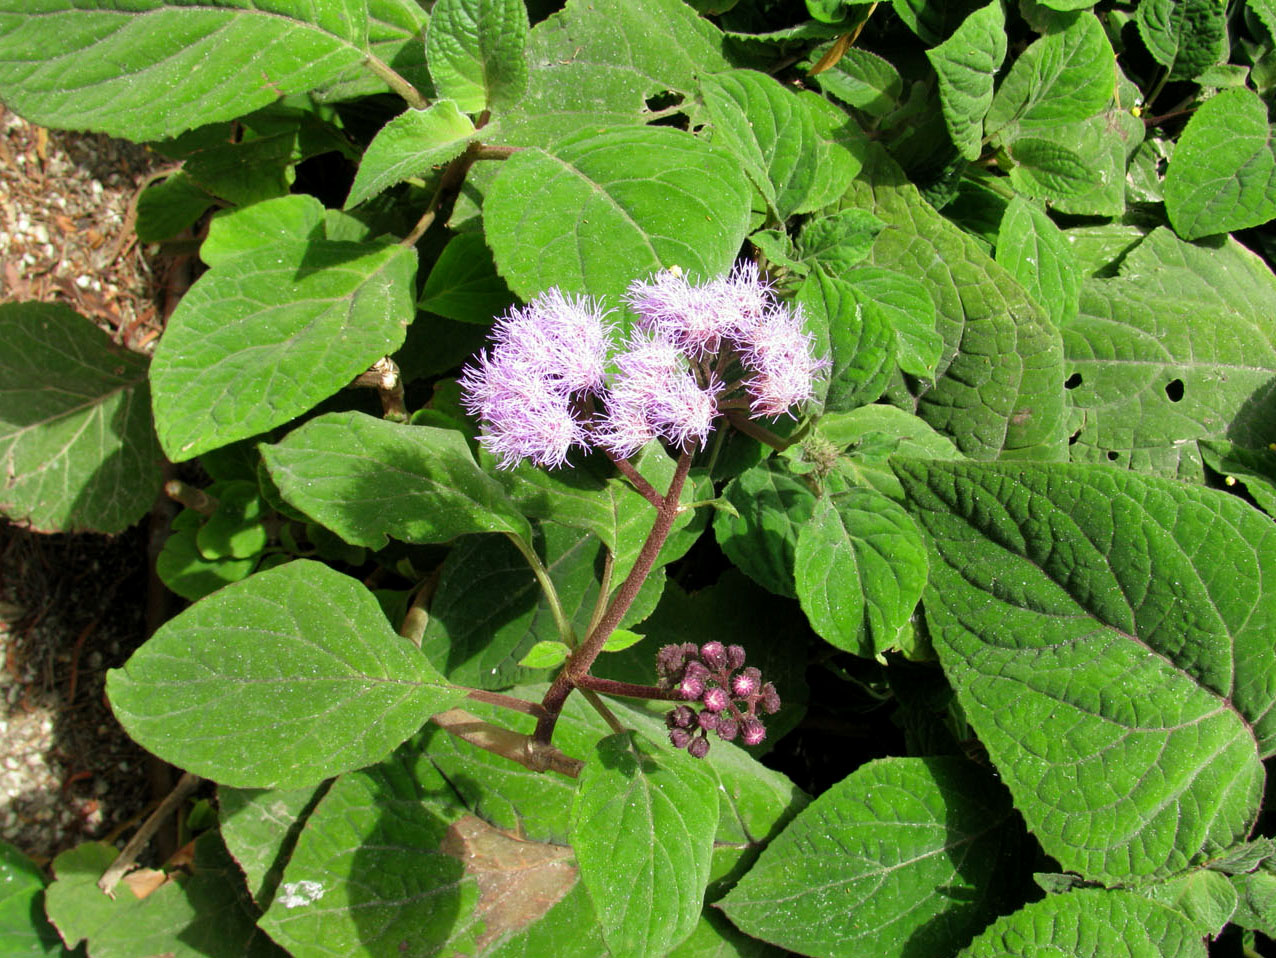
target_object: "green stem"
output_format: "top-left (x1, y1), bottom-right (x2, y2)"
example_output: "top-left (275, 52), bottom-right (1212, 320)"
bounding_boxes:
top-left (363, 54), bottom-right (428, 109)
top-left (505, 532), bottom-right (577, 647)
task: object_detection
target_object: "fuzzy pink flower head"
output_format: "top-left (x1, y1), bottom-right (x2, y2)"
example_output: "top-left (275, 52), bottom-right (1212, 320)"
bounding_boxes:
top-left (712, 260), bottom-right (772, 332)
top-left (625, 269), bottom-right (732, 357)
top-left (736, 303), bottom-right (825, 417)
top-left (459, 288), bottom-right (611, 469)
top-left (596, 331), bottom-right (720, 455)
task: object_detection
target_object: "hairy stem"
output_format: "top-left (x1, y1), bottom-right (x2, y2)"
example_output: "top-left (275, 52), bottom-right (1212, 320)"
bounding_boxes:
top-left (725, 409), bottom-right (792, 450)
top-left (534, 451), bottom-right (693, 744)
top-left (363, 54), bottom-right (428, 109)
top-left (463, 687), bottom-right (549, 719)
top-left (431, 709), bottom-right (583, 777)
top-left (575, 675), bottom-right (683, 701)
top-left (610, 455), bottom-right (662, 506)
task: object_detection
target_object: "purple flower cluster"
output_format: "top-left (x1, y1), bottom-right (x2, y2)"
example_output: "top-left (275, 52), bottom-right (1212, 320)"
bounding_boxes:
top-left (460, 262), bottom-right (824, 469)
top-left (659, 641), bottom-right (780, 758)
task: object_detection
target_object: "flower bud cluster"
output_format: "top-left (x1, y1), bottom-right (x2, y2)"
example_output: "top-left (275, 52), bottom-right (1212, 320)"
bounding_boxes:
top-left (460, 262), bottom-right (825, 469)
top-left (659, 641), bottom-right (780, 759)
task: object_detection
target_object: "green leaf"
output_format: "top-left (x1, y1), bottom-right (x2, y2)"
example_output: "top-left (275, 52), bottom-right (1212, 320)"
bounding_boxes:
top-left (308, 0), bottom-right (433, 103)
top-left (218, 785), bottom-right (322, 909)
top-left (45, 836), bottom-right (282, 958)
top-left (842, 266), bottom-right (942, 380)
top-left (1007, 136), bottom-right (1094, 197)
top-left (601, 628), bottom-right (644, 652)
top-left (699, 70), bottom-right (850, 219)
top-left (1136, 0), bottom-right (1227, 81)
top-left (571, 732), bottom-right (718, 958)
top-left (0, 0), bottom-right (388, 141)
top-left (518, 640), bottom-right (571, 668)
top-left (799, 270), bottom-right (894, 414)
top-left (985, 12), bottom-right (1116, 140)
top-left (150, 239), bottom-right (416, 461)
top-left (1164, 87), bottom-right (1276, 240)
top-left (843, 144), bottom-right (1067, 461)
top-left (107, 560), bottom-right (466, 788)
top-left (960, 888), bottom-right (1205, 957)
top-left (794, 488), bottom-right (927, 659)
top-left (200, 195), bottom-right (326, 268)
top-left (484, 127), bottom-right (752, 306)
top-left (720, 757), bottom-right (1020, 958)
top-left (925, 1), bottom-right (1006, 160)
top-left (156, 509), bottom-right (257, 601)
top-left (135, 171), bottom-right (216, 242)
top-left (894, 458), bottom-right (1276, 881)
top-left (995, 195), bottom-right (1081, 327)
top-left (810, 47), bottom-right (903, 118)
top-left (797, 209), bottom-right (886, 273)
top-left (425, 0), bottom-right (528, 114)
top-left (344, 101), bottom-right (477, 209)
top-left (1231, 870), bottom-right (1276, 938)
top-left (1138, 868), bottom-right (1238, 939)
top-left (257, 747), bottom-right (479, 957)
top-left (493, 0), bottom-right (730, 147)
top-left (418, 231), bottom-right (515, 324)
top-left (0, 841), bottom-right (62, 956)
top-left (714, 459), bottom-right (817, 598)
top-left (261, 411), bottom-right (531, 548)
top-left (0, 302), bottom-right (161, 533)
top-left (1065, 228), bottom-right (1276, 477)
top-left (196, 480), bottom-right (268, 560)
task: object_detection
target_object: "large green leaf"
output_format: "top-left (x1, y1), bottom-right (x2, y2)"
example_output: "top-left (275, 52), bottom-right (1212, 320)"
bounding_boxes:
top-left (257, 746), bottom-right (479, 958)
top-left (924, 1), bottom-right (1006, 160)
top-left (0, 0), bottom-right (394, 140)
top-left (107, 560), bottom-right (466, 788)
top-left (0, 302), bottom-right (161, 533)
top-left (260, 411), bottom-right (531, 548)
top-left (417, 231), bottom-right (515, 325)
top-left (714, 459), bottom-right (816, 598)
top-left (571, 732), bottom-right (718, 958)
top-left (719, 757), bottom-right (1020, 958)
top-left (894, 458), bottom-right (1276, 881)
top-left (150, 239), bottom-right (416, 461)
top-left (797, 270), bottom-right (894, 413)
top-left (843, 144), bottom-right (1067, 461)
top-left (484, 126), bottom-right (752, 306)
top-left (425, 0), bottom-right (528, 114)
top-left (794, 488), bottom-right (927, 660)
top-left (960, 888), bottom-right (1205, 957)
top-left (492, 0), bottom-right (729, 147)
top-left (0, 841), bottom-right (62, 956)
top-left (44, 836), bottom-right (282, 958)
top-left (699, 69), bottom-right (854, 219)
top-left (1064, 228), bottom-right (1276, 478)
top-left (344, 100), bottom-right (477, 209)
top-left (1136, 0), bottom-right (1227, 81)
top-left (985, 12), bottom-right (1115, 141)
top-left (1164, 87), bottom-right (1276, 240)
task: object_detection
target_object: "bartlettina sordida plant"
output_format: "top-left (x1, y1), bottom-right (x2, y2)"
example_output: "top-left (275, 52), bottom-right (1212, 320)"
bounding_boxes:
top-left (458, 262), bottom-right (818, 754)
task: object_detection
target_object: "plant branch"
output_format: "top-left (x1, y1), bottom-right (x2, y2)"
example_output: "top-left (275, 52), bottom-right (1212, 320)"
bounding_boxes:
top-left (431, 708), bottom-right (583, 777)
top-left (505, 532), bottom-right (577, 647)
top-left (575, 675), bottom-right (683, 701)
top-left (534, 451), bottom-right (693, 744)
top-left (363, 54), bottom-right (428, 109)
top-left (400, 141), bottom-right (481, 248)
top-left (463, 687), bottom-right (549, 719)
top-left (609, 455), bottom-right (662, 507)
top-left (725, 410), bottom-right (792, 450)
top-left (350, 357), bottom-right (407, 421)
top-left (580, 688), bottom-right (627, 734)
top-left (163, 479), bottom-right (215, 516)
top-left (97, 771), bottom-right (202, 897)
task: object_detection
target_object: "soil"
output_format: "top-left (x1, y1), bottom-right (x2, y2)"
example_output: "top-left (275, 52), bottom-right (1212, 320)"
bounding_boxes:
top-left (1, 106), bottom-right (169, 865)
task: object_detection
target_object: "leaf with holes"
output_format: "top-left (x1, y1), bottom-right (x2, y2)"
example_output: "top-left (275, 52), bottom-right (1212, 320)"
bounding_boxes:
top-left (107, 560), bottom-right (466, 788)
top-left (1064, 228), bottom-right (1276, 478)
top-left (0, 302), bottom-right (161, 534)
top-left (484, 126), bottom-right (752, 306)
top-left (894, 458), bottom-right (1276, 881)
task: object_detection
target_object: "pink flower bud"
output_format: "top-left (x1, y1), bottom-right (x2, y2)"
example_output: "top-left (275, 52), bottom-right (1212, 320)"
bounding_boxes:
top-left (687, 736), bottom-right (710, 759)
top-left (702, 687), bottom-right (729, 712)
top-left (741, 717), bottom-right (766, 746)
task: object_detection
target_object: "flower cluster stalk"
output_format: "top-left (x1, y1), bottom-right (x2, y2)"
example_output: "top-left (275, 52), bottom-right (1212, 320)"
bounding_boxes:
top-left (533, 451), bottom-right (692, 744)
